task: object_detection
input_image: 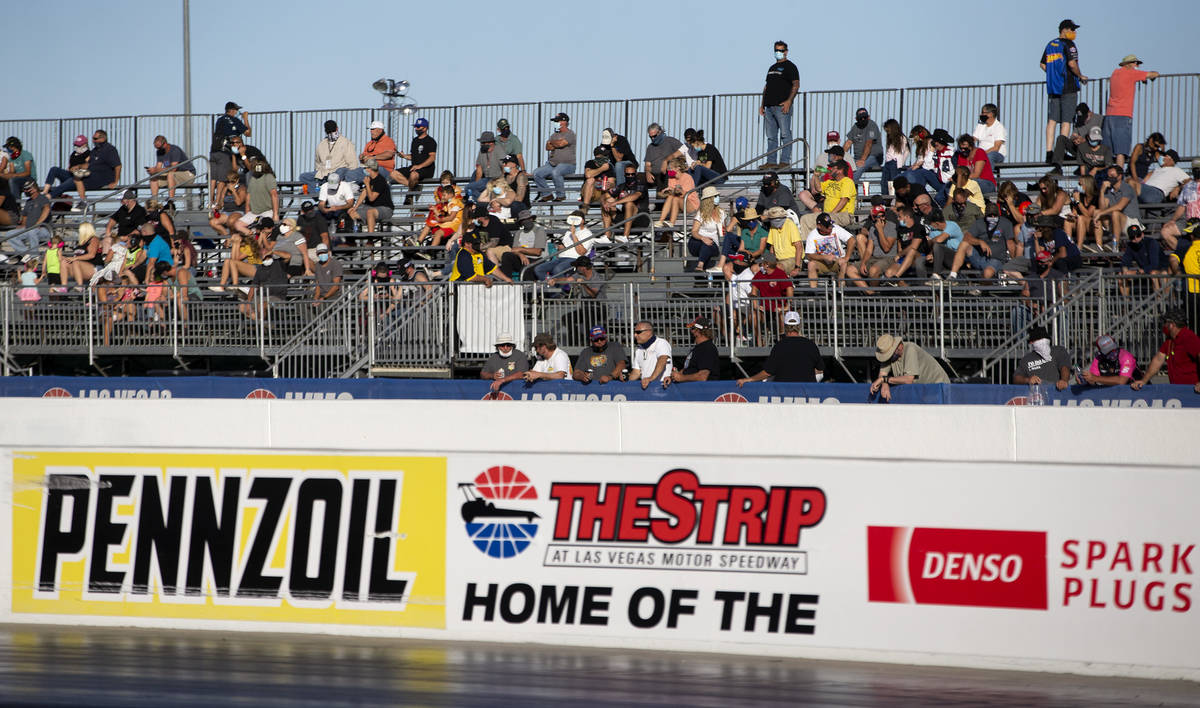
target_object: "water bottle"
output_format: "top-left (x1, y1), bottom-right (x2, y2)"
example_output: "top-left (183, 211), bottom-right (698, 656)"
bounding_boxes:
top-left (1028, 381), bottom-right (1045, 406)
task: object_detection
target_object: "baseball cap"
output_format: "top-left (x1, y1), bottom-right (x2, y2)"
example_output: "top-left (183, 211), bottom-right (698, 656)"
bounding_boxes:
top-left (1087, 126), bottom-right (1103, 142)
top-left (815, 213), bottom-right (834, 228)
top-left (930, 129), bottom-right (954, 145)
top-left (688, 316), bottom-right (712, 330)
top-left (225, 101), bottom-right (242, 111)
top-left (783, 311), bottom-right (801, 326)
top-left (73, 134), bottom-right (87, 147)
top-left (1163, 149), bottom-right (1181, 163)
top-left (501, 153), bottom-right (519, 164)
top-left (825, 145), bottom-right (845, 156)
top-left (121, 189), bottom-right (137, 201)
top-left (1120, 54), bottom-right (1143, 66)
top-left (600, 129), bottom-right (614, 145)
top-left (589, 326), bottom-right (607, 340)
top-left (761, 251), bottom-right (778, 264)
top-left (871, 204), bottom-right (887, 218)
top-left (323, 120), bottom-right (338, 133)
top-left (550, 112), bottom-right (569, 122)
top-left (301, 200), bottom-right (314, 212)
top-left (369, 120), bottom-right (385, 131)
top-left (762, 171), bottom-right (779, 184)
top-left (326, 172), bottom-right (341, 186)
top-left (1095, 334), bottom-right (1117, 355)
top-left (478, 130), bottom-right (495, 143)
top-left (1127, 224), bottom-right (1145, 239)
top-left (413, 117), bottom-right (429, 128)
top-left (363, 158), bottom-right (378, 170)
top-left (496, 118), bottom-right (510, 130)
top-left (1059, 19), bottom-right (1080, 31)
top-left (398, 258), bottom-right (414, 270)
top-left (1027, 325), bottom-right (1050, 342)
top-left (825, 130), bottom-right (840, 143)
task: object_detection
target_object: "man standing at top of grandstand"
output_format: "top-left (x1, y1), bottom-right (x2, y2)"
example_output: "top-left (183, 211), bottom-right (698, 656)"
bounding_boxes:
top-left (759, 41), bottom-right (799, 169)
top-left (1040, 20), bottom-right (1089, 166)
top-left (1103, 55), bottom-right (1159, 169)
top-left (210, 101), bottom-right (251, 207)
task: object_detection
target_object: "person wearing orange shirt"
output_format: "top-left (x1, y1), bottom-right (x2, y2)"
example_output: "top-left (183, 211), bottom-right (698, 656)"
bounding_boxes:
top-left (1102, 55), bottom-right (1159, 168)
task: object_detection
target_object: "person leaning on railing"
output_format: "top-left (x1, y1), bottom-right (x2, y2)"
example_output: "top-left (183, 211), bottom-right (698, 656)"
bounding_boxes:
top-left (1131, 310), bottom-right (1200, 393)
top-left (870, 334), bottom-right (949, 401)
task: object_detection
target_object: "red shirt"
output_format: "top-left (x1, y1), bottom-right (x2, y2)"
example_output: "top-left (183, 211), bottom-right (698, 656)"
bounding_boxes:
top-left (752, 268), bottom-right (793, 311)
top-left (363, 135), bottom-right (398, 171)
top-left (1106, 66), bottom-right (1151, 118)
top-left (956, 148), bottom-right (995, 186)
top-left (1159, 327), bottom-right (1200, 385)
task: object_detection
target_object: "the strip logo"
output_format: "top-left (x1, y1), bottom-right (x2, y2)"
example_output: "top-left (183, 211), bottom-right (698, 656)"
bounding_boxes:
top-left (867, 526), bottom-right (1048, 610)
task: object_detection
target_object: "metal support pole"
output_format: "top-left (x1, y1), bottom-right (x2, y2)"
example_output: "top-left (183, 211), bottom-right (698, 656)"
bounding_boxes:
top-left (182, 0), bottom-right (192, 159)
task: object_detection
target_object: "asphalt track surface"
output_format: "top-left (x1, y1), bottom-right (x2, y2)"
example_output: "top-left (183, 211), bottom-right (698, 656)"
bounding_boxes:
top-left (1, 624), bottom-right (1198, 707)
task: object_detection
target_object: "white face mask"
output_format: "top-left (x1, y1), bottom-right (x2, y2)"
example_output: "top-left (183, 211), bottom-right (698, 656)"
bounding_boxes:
top-left (712, 196), bottom-right (720, 205)
top-left (1032, 338), bottom-right (1052, 361)
top-left (498, 347), bottom-right (513, 359)
top-left (774, 50), bottom-right (785, 60)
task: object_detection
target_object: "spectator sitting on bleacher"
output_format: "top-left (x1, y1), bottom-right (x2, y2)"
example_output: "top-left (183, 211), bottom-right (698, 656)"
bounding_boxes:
top-left (105, 190), bottom-right (147, 240)
top-left (656, 156), bottom-right (697, 230)
top-left (533, 112), bottom-right (576, 203)
top-left (210, 171), bottom-right (247, 233)
top-left (1013, 325), bottom-right (1072, 390)
top-left (857, 204), bottom-right (898, 285)
top-left (547, 255), bottom-right (603, 298)
top-left (352, 159), bottom-right (394, 234)
top-left (890, 176), bottom-right (928, 212)
top-left (313, 243), bottom-right (343, 301)
top-left (2, 137), bottom-right (36, 204)
top-left (494, 119), bottom-right (524, 172)
top-left (297, 200), bottom-right (331, 255)
top-left (1049, 102), bottom-right (1100, 174)
top-left (316, 172), bottom-right (354, 230)
top-left (580, 146), bottom-right (616, 214)
top-left (1104, 56), bottom-right (1160, 170)
top-left (1182, 230), bottom-right (1200, 330)
top-left (998, 180), bottom-right (1033, 229)
top-left (1118, 224), bottom-right (1166, 294)
top-left (762, 206), bottom-right (801, 277)
top-left (684, 129), bottom-right (727, 187)
top-left (466, 131), bottom-right (505, 201)
top-left (944, 182), bottom-right (983, 232)
top-left (1035, 214), bottom-right (1083, 278)
top-left (901, 126), bottom-right (935, 193)
top-left (1036, 174), bottom-right (1069, 219)
top-left (884, 207), bottom-right (929, 282)
top-left (912, 191), bottom-right (937, 226)
top-left (503, 210), bottom-right (546, 280)
top-left (870, 333), bottom-right (949, 401)
top-left (737, 310), bottom-right (824, 385)
top-left (599, 165), bottom-right (649, 243)
top-left (948, 167), bottom-right (985, 213)
top-left (395, 117), bottom-right (437, 205)
top-left (482, 332), bottom-right (529, 393)
top-left (881, 120), bottom-right (909, 196)
top-left (1131, 310), bottom-right (1200, 391)
top-left (299, 120), bottom-right (363, 197)
top-left (210, 218), bottom-right (265, 292)
top-left (1139, 149), bottom-right (1189, 206)
top-left (972, 103), bottom-right (1007, 167)
top-left (145, 135), bottom-right (194, 200)
top-left (1173, 164), bottom-right (1200, 221)
top-left (812, 131), bottom-right (840, 175)
top-left (1129, 132), bottom-right (1165, 196)
top-left (9, 183), bottom-right (50, 255)
top-left (927, 212), bottom-right (965, 280)
top-left (755, 171), bottom-right (800, 217)
top-left (927, 130), bottom-right (957, 205)
top-left (949, 201), bottom-right (1009, 283)
top-left (687, 186), bottom-right (724, 272)
top-left (1097, 164), bottom-right (1141, 251)
top-left (227, 135), bottom-right (267, 180)
top-left (666, 317), bottom-right (720, 386)
top-left (955, 134), bottom-right (996, 194)
top-left (534, 210), bottom-right (590, 280)
top-left (501, 154), bottom-right (529, 210)
top-left (722, 200), bottom-right (768, 267)
top-left (209, 101), bottom-right (250, 207)
top-left (573, 326), bottom-right (627, 385)
top-left (804, 212), bottom-right (861, 289)
top-left (1072, 175), bottom-right (1104, 252)
top-left (1073, 126), bottom-right (1115, 177)
top-left (248, 246), bottom-right (290, 316)
top-left (798, 160), bottom-right (854, 235)
top-left (471, 204), bottom-right (514, 268)
top-left (820, 145), bottom-right (853, 182)
top-left (751, 251), bottom-right (794, 327)
top-left (845, 108), bottom-right (883, 191)
top-left (145, 198), bottom-right (176, 240)
top-left (481, 177), bottom-right (518, 223)
top-left (42, 134), bottom-right (89, 208)
top-left (63, 222), bottom-right (102, 287)
top-left (236, 158), bottom-right (280, 237)
top-left (266, 220), bottom-right (312, 279)
top-left (88, 229), bottom-right (132, 288)
top-left (417, 182), bottom-right (464, 248)
top-left (642, 123), bottom-right (686, 195)
top-left (523, 333), bottom-right (572, 384)
top-left (360, 121), bottom-right (396, 182)
top-left (65, 130), bottom-right (121, 208)
top-left (629, 320), bottom-right (673, 390)
top-left (1081, 334), bottom-right (1138, 386)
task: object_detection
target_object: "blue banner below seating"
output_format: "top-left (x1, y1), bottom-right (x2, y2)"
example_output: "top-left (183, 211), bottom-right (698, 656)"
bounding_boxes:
top-left (3, 377), bottom-right (1195, 407)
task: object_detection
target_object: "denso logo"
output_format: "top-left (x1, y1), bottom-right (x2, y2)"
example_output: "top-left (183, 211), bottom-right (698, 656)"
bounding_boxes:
top-left (868, 526), bottom-right (1048, 610)
top-left (549, 469), bottom-right (826, 547)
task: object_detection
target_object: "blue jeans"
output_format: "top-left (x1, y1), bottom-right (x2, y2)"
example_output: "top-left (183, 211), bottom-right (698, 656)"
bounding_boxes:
top-left (986, 152), bottom-right (1005, 166)
top-left (532, 162), bottom-right (574, 199)
top-left (763, 105), bottom-right (793, 164)
top-left (687, 237), bottom-right (720, 269)
top-left (465, 177), bottom-right (492, 201)
top-left (7, 225), bottom-right (48, 254)
top-left (1139, 185), bottom-right (1165, 205)
top-left (881, 160), bottom-right (902, 195)
top-left (851, 153), bottom-right (882, 184)
top-left (689, 164), bottom-right (725, 187)
top-left (534, 257), bottom-right (576, 280)
top-left (298, 167), bottom-right (367, 196)
top-left (45, 166), bottom-right (79, 198)
top-left (978, 179), bottom-right (997, 194)
top-left (901, 167), bottom-right (940, 193)
top-left (613, 161), bottom-right (631, 186)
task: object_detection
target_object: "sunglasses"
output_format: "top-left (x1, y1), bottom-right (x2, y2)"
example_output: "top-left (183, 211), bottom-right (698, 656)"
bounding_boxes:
top-left (591, 336), bottom-right (607, 341)
top-left (634, 329), bottom-right (650, 334)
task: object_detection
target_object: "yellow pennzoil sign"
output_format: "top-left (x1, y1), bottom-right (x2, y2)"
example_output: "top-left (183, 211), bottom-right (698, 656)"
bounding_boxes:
top-left (11, 452), bottom-right (445, 628)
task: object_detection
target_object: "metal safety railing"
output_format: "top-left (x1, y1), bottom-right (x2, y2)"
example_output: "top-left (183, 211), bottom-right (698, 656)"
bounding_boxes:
top-left (1, 273), bottom-right (1193, 379)
top-left (4, 75), bottom-right (1194, 188)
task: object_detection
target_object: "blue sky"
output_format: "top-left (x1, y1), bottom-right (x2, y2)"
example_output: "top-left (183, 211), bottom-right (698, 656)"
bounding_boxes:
top-left (4, 0), bottom-right (1196, 121)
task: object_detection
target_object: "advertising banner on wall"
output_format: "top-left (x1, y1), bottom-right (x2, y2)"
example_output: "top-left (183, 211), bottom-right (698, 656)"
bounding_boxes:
top-left (443, 454), bottom-right (1199, 675)
top-left (10, 452), bottom-right (446, 629)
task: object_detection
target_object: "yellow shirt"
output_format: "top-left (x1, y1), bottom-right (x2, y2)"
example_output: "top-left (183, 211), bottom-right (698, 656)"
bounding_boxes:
top-left (767, 219), bottom-right (801, 261)
top-left (821, 177), bottom-right (857, 213)
top-left (1183, 240), bottom-right (1200, 294)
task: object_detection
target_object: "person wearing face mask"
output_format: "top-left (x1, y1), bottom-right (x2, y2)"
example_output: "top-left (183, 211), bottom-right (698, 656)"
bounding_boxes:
top-left (466, 131), bottom-right (505, 201)
top-left (1049, 104), bottom-right (1103, 174)
top-left (395, 118), bottom-right (438, 205)
top-left (1081, 335), bottom-right (1139, 387)
top-left (600, 128), bottom-right (635, 186)
top-left (533, 112), bottom-right (576, 203)
top-left (481, 332), bottom-right (531, 393)
top-left (656, 156), bottom-right (698, 229)
top-left (951, 202), bottom-right (1010, 282)
top-left (580, 145), bottom-right (616, 214)
top-left (642, 123), bottom-right (686, 192)
top-left (754, 171), bottom-right (800, 217)
top-left (299, 119), bottom-right (363, 197)
top-left (534, 210), bottom-right (591, 280)
top-left (0, 137), bottom-right (35, 207)
top-left (313, 243), bottom-right (344, 301)
top-left (43, 135), bottom-right (91, 208)
top-left (317, 171), bottom-right (357, 232)
top-left (682, 128), bottom-right (725, 188)
top-left (1074, 126), bottom-right (1114, 177)
top-left (503, 210), bottom-right (547, 280)
top-left (954, 135), bottom-right (995, 194)
top-left (145, 135), bottom-right (194, 200)
top-left (759, 41), bottom-right (799, 169)
top-left (500, 154), bottom-right (529, 209)
top-left (844, 108), bottom-right (883, 190)
top-left (1041, 19), bottom-right (1089, 165)
top-left (1013, 326), bottom-right (1072, 390)
top-left (600, 167), bottom-right (649, 242)
top-left (1117, 224), bottom-right (1166, 295)
top-left (236, 158), bottom-right (280, 237)
top-left (1097, 165), bottom-right (1141, 250)
top-left (688, 186), bottom-right (725, 271)
top-left (209, 101), bottom-right (251, 208)
top-left (494, 119), bottom-right (524, 172)
top-left (1131, 310), bottom-right (1200, 392)
top-left (762, 206), bottom-right (801, 277)
top-left (351, 159), bottom-right (394, 234)
top-left (360, 121), bottom-right (397, 180)
top-left (972, 104), bottom-right (1008, 167)
top-left (471, 203), bottom-right (514, 267)
top-left (1139, 150), bottom-right (1189, 206)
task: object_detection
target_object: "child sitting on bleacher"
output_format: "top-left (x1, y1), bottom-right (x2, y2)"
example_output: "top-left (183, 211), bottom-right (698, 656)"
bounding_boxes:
top-left (16, 255), bottom-right (42, 304)
top-left (417, 184), bottom-right (464, 247)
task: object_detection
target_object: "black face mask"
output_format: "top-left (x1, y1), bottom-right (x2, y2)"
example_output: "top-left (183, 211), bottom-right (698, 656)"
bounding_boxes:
top-left (856, 117), bottom-right (869, 128)
top-left (762, 183), bottom-right (776, 195)
top-left (979, 115), bottom-right (989, 124)
top-left (595, 155), bottom-right (609, 165)
top-left (480, 145), bottom-right (491, 153)
top-left (498, 128), bottom-right (510, 137)
top-left (156, 147), bottom-right (166, 155)
top-left (624, 173), bottom-right (637, 182)
top-left (957, 147), bottom-right (970, 157)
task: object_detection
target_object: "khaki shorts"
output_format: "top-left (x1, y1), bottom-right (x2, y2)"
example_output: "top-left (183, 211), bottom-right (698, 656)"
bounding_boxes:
top-left (865, 257), bottom-right (894, 275)
top-left (777, 257), bottom-right (797, 274)
top-left (809, 260), bottom-right (840, 275)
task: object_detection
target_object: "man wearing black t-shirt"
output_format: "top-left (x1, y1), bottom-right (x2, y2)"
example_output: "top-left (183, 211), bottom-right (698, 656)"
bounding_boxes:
top-left (352, 159), bottom-right (394, 233)
top-left (738, 311), bottom-right (825, 384)
top-left (759, 40), bottom-right (799, 169)
top-left (602, 167), bottom-right (650, 240)
top-left (396, 117), bottom-right (437, 204)
top-left (667, 317), bottom-right (721, 385)
top-left (105, 190), bottom-right (147, 238)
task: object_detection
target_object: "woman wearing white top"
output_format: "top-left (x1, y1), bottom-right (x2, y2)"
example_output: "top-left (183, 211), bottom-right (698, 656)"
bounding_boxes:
top-left (881, 119), bottom-right (909, 196)
top-left (688, 186), bottom-right (725, 271)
